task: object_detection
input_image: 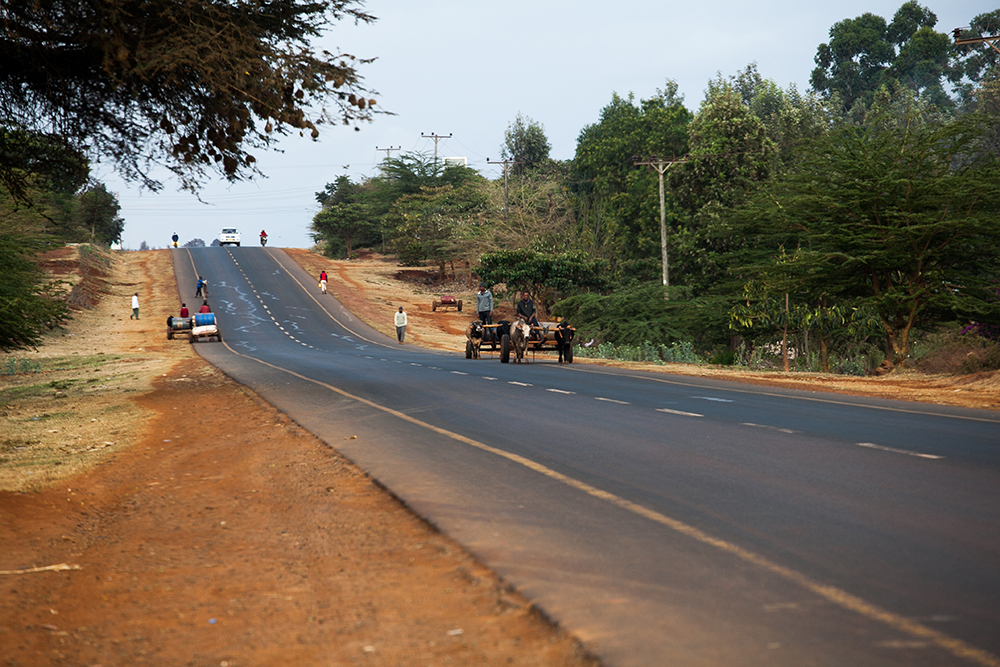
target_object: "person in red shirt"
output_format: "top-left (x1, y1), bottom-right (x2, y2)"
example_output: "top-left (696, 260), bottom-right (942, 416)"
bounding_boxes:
top-left (198, 301), bottom-right (211, 314)
top-left (179, 303), bottom-right (190, 318)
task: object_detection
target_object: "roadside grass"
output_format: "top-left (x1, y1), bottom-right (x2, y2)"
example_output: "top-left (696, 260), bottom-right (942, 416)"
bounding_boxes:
top-left (0, 351), bottom-right (155, 492)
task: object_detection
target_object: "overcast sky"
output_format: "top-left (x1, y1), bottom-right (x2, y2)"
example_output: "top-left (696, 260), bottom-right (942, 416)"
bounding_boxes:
top-left (103, 0), bottom-right (994, 250)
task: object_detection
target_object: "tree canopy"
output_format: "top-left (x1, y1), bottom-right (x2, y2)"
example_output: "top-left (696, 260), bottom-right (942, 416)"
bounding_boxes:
top-left (500, 113), bottom-right (552, 175)
top-left (810, 1), bottom-right (952, 111)
top-left (0, 0), bottom-right (379, 202)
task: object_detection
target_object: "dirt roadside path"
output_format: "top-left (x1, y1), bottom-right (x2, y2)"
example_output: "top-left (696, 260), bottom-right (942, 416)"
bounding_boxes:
top-left (1, 247), bottom-right (996, 667)
top-left (0, 249), bottom-right (596, 667)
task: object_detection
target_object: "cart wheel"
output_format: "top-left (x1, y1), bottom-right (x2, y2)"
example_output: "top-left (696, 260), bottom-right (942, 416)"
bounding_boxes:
top-left (565, 344), bottom-right (573, 363)
top-left (216, 332), bottom-right (223, 342)
top-left (432, 301), bottom-right (438, 312)
top-left (189, 336), bottom-right (196, 344)
top-left (457, 300), bottom-right (463, 312)
top-left (167, 330), bottom-right (173, 340)
top-left (465, 340), bottom-right (473, 359)
top-left (500, 334), bottom-right (510, 363)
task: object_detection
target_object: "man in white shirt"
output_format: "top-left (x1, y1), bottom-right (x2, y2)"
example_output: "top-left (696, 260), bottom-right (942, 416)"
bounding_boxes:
top-left (394, 306), bottom-right (407, 344)
top-left (130, 293), bottom-right (140, 320)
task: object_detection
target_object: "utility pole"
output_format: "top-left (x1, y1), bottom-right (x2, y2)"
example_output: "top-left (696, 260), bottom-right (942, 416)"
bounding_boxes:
top-left (633, 155), bottom-right (688, 288)
top-left (953, 27), bottom-right (1000, 55)
top-left (375, 145), bottom-right (400, 162)
top-left (487, 158), bottom-right (516, 223)
top-left (421, 132), bottom-right (452, 171)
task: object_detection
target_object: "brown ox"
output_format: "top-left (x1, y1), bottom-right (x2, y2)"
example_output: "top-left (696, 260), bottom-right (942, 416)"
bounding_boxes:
top-left (510, 319), bottom-right (531, 364)
top-left (465, 320), bottom-right (484, 359)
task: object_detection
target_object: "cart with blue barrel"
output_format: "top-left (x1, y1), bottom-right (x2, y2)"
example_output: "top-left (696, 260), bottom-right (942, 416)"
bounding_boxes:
top-left (167, 313), bottom-right (222, 343)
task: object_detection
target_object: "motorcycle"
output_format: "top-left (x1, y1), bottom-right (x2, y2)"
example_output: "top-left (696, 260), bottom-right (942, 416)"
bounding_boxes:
top-left (260, 236), bottom-right (268, 247)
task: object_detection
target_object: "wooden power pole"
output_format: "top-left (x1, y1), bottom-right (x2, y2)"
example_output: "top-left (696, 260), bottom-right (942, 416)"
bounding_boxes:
top-left (487, 158), bottom-right (516, 223)
top-left (953, 27), bottom-right (1000, 54)
top-left (375, 145), bottom-right (400, 162)
top-left (421, 133), bottom-right (452, 171)
top-left (633, 156), bottom-right (688, 288)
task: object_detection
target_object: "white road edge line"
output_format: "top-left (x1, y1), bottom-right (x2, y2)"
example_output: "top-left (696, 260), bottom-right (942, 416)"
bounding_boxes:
top-left (657, 408), bottom-right (704, 417)
top-left (856, 442), bottom-right (944, 460)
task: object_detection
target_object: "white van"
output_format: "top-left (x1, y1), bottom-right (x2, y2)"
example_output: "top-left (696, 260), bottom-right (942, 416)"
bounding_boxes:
top-left (219, 228), bottom-right (241, 247)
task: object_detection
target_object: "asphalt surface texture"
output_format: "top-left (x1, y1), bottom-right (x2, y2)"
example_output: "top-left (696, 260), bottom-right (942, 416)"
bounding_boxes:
top-left (175, 246), bottom-right (1000, 667)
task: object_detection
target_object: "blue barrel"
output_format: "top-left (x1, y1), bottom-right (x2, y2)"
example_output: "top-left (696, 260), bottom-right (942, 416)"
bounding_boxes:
top-left (194, 313), bottom-right (216, 326)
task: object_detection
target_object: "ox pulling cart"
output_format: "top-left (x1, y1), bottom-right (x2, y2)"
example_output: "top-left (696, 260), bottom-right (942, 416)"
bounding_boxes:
top-left (167, 313), bottom-right (222, 343)
top-left (466, 320), bottom-right (575, 363)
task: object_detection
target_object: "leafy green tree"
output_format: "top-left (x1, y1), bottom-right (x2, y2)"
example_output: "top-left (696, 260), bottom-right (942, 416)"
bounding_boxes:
top-left (742, 111), bottom-right (1000, 363)
top-left (0, 0), bottom-right (379, 200)
top-left (667, 77), bottom-right (777, 292)
top-left (312, 175), bottom-right (377, 257)
top-left (501, 113), bottom-right (551, 175)
top-left (386, 183), bottom-right (489, 280)
top-left (571, 81), bottom-right (691, 261)
top-left (476, 248), bottom-right (608, 317)
top-left (810, 2), bottom-right (952, 111)
top-left (76, 184), bottom-right (124, 246)
top-left (184, 238), bottom-right (206, 248)
top-left (0, 235), bottom-right (69, 351)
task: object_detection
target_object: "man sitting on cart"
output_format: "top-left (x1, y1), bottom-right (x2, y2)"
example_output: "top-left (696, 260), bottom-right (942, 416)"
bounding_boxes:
top-left (516, 291), bottom-right (541, 338)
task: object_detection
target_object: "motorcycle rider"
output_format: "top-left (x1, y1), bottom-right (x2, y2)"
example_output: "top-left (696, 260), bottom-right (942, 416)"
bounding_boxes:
top-left (260, 229), bottom-right (268, 246)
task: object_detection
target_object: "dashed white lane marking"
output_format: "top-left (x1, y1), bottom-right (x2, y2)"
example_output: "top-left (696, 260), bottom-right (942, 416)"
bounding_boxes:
top-left (450, 371), bottom-right (469, 376)
top-left (657, 408), bottom-right (704, 417)
top-left (508, 381), bottom-right (533, 387)
top-left (547, 388), bottom-right (576, 394)
top-left (856, 442), bottom-right (943, 460)
top-left (742, 422), bottom-right (797, 434)
top-left (482, 377), bottom-right (498, 381)
top-left (691, 396), bottom-right (734, 403)
top-left (596, 397), bottom-right (629, 404)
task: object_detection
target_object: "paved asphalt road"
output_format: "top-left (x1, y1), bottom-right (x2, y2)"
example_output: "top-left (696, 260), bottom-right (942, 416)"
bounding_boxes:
top-left (172, 247), bottom-right (1000, 667)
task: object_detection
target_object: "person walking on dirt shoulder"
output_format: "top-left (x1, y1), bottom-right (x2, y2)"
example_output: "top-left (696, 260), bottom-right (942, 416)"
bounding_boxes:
top-left (319, 270), bottom-right (328, 295)
top-left (179, 303), bottom-right (189, 318)
top-left (395, 306), bottom-right (408, 344)
top-left (130, 293), bottom-right (140, 320)
top-left (476, 283), bottom-right (493, 325)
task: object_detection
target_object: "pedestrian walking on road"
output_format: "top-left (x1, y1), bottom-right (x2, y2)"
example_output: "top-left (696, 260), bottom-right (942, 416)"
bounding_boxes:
top-left (130, 293), bottom-right (140, 320)
top-left (395, 306), bottom-right (408, 344)
top-left (319, 270), bottom-right (328, 295)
